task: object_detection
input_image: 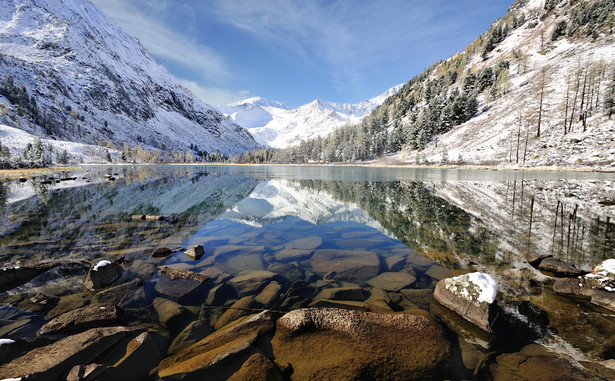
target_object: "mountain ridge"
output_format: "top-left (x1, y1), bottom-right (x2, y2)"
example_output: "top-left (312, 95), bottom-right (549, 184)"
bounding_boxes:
top-left (0, 0), bottom-right (260, 159)
top-left (217, 84), bottom-right (403, 148)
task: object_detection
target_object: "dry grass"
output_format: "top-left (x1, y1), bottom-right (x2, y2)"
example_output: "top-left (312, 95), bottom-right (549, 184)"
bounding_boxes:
top-left (0, 166), bottom-right (81, 180)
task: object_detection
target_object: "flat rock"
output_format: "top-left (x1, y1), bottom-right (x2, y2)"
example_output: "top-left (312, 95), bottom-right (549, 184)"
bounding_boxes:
top-left (227, 352), bottom-right (285, 381)
top-left (311, 249), bottom-right (380, 281)
top-left (38, 303), bottom-right (123, 336)
top-left (229, 270), bottom-right (277, 296)
top-left (267, 263), bottom-right (304, 283)
top-left (425, 265), bottom-right (453, 281)
top-left (271, 308), bottom-right (452, 380)
top-left (493, 344), bottom-right (588, 380)
top-left (368, 272), bottom-right (416, 291)
top-left (0, 326), bottom-right (136, 380)
top-left (156, 311), bottom-right (276, 379)
top-left (154, 275), bottom-right (207, 302)
top-left (553, 276), bottom-right (615, 311)
top-left (273, 248), bottom-right (313, 262)
top-left (160, 267), bottom-right (209, 283)
top-left (285, 236), bottom-right (322, 251)
top-left (537, 257), bottom-right (584, 277)
top-left (215, 297), bottom-right (263, 330)
top-left (206, 245), bottom-right (265, 274)
top-left (84, 261), bottom-right (123, 292)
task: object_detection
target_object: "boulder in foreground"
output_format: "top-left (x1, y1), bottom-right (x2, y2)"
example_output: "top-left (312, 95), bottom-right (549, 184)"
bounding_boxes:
top-left (271, 307), bottom-right (452, 380)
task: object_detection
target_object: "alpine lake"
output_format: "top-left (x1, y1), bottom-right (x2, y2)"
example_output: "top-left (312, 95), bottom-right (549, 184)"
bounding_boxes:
top-left (1, 164), bottom-right (614, 380)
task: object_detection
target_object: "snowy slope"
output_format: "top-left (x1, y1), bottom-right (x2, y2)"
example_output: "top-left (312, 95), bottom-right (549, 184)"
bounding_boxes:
top-left (217, 85), bottom-right (402, 148)
top-left (0, 0), bottom-right (259, 156)
top-left (397, 0), bottom-right (615, 168)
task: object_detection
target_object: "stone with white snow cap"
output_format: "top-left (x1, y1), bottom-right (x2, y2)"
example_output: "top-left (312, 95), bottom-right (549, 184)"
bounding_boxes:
top-left (84, 260), bottom-right (123, 292)
top-left (434, 272), bottom-right (498, 332)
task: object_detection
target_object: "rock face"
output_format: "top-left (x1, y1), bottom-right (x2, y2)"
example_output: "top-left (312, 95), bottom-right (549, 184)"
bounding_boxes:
top-left (310, 249), bottom-right (380, 281)
top-left (271, 308), bottom-right (452, 380)
top-left (156, 311), bottom-right (276, 380)
top-left (84, 261), bottom-right (123, 292)
top-left (433, 273), bottom-right (498, 332)
top-left (38, 303), bottom-right (123, 336)
top-left (0, 326), bottom-right (136, 380)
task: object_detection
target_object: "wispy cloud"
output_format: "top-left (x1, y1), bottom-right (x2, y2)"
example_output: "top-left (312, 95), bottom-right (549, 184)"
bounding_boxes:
top-left (180, 79), bottom-right (250, 105)
top-left (91, 0), bottom-right (230, 83)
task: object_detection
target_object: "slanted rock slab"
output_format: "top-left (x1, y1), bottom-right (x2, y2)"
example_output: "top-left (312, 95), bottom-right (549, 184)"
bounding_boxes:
top-left (214, 296), bottom-right (263, 330)
top-left (433, 272), bottom-right (498, 332)
top-left (271, 308), bottom-right (452, 380)
top-left (38, 303), bottom-right (124, 336)
top-left (156, 311), bottom-right (276, 380)
top-left (537, 257), bottom-right (584, 277)
top-left (0, 326), bottom-right (136, 380)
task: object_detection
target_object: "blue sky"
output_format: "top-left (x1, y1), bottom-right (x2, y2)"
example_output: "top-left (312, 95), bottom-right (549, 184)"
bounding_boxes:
top-left (91, 0), bottom-right (512, 107)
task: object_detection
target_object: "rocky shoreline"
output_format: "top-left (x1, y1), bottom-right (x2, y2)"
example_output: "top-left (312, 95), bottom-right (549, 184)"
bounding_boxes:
top-left (1, 243), bottom-right (615, 380)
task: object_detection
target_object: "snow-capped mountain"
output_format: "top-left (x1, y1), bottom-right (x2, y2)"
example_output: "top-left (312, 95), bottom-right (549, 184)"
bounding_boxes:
top-left (217, 85), bottom-right (402, 148)
top-left (0, 0), bottom-right (259, 156)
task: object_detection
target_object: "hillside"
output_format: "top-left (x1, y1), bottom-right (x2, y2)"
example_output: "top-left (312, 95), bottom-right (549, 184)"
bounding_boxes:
top-left (0, 0), bottom-right (260, 160)
top-left (276, 0), bottom-right (615, 168)
top-left (217, 85), bottom-right (402, 149)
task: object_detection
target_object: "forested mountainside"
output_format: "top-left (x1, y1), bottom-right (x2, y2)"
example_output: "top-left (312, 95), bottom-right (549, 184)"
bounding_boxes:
top-left (248, 0), bottom-right (614, 167)
top-left (216, 85), bottom-right (402, 149)
top-left (0, 0), bottom-right (259, 161)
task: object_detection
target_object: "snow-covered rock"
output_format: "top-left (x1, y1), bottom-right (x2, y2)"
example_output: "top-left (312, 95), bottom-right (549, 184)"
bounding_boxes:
top-left (217, 85), bottom-right (402, 148)
top-left (0, 0), bottom-right (259, 156)
top-left (434, 272), bottom-right (498, 332)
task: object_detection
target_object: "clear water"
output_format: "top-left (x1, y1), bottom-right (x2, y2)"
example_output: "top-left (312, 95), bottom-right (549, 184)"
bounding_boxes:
top-left (1, 165), bottom-right (614, 366)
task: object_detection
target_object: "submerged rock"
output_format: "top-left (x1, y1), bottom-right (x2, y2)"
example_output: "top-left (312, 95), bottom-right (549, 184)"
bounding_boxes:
top-left (151, 247), bottom-right (173, 258)
top-left (434, 272), bottom-right (498, 332)
top-left (214, 296), bottom-right (263, 330)
top-left (311, 249), bottom-right (380, 281)
top-left (0, 326), bottom-right (136, 380)
top-left (229, 270), bottom-right (277, 296)
top-left (271, 308), bottom-right (452, 380)
top-left (367, 271), bottom-right (416, 291)
top-left (156, 311), bottom-right (276, 380)
top-left (84, 260), bottom-right (123, 292)
top-left (38, 303), bottom-right (124, 336)
top-left (160, 267), bottom-right (209, 283)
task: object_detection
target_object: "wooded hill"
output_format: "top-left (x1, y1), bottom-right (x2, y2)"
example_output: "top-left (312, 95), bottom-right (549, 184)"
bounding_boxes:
top-left (238, 0), bottom-right (615, 167)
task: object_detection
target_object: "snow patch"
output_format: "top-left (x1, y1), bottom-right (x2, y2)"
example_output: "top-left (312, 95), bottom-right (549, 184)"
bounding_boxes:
top-left (451, 272), bottom-right (498, 304)
top-left (0, 338), bottom-right (15, 347)
top-left (92, 260), bottom-right (111, 271)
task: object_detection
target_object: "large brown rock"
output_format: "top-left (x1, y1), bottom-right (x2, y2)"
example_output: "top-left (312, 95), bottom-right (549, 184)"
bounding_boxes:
top-left (492, 344), bottom-right (588, 380)
top-left (38, 303), bottom-right (123, 336)
top-left (433, 274), bottom-right (497, 332)
top-left (156, 311), bottom-right (276, 380)
top-left (537, 257), bottom-right (584, 277)
top-left (84, 261), bottom-right (123, 292)
top-left (271, 308), bottom-right (452, 380)
top-left (311, 249), bottom-right (380, 281)
top-left (0, 326), bottom-right (136, 380)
